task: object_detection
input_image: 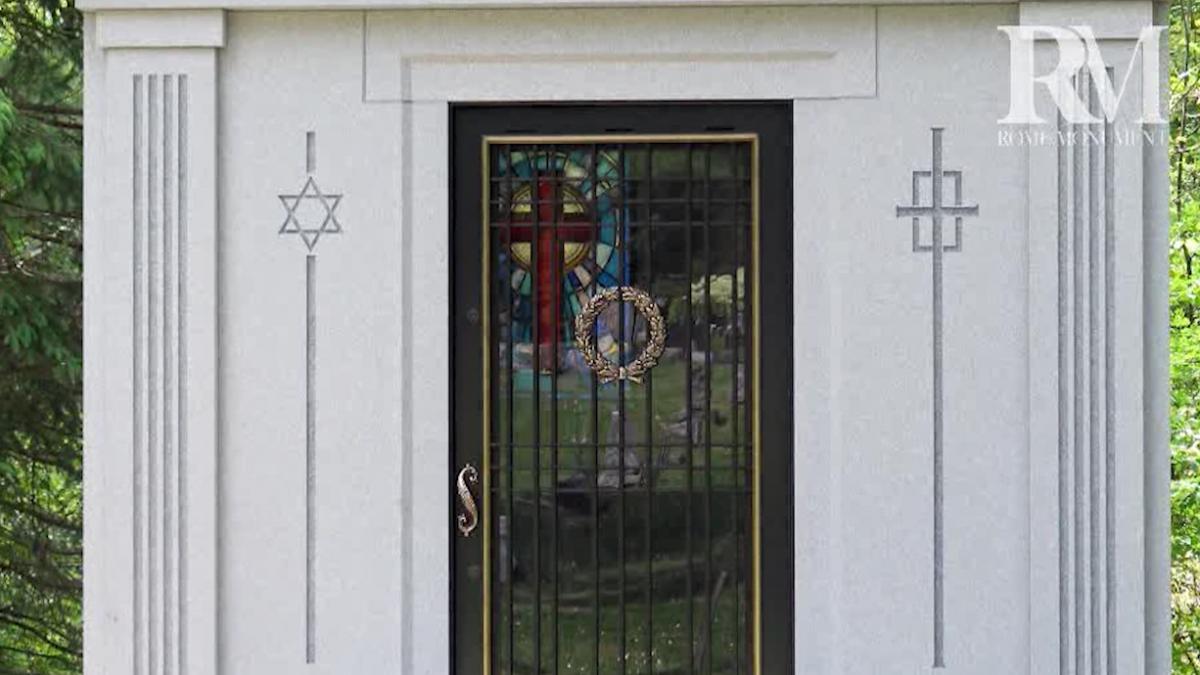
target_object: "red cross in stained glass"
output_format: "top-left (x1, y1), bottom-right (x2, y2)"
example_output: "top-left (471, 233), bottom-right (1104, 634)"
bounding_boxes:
top-left (497, 176), bottom-right (595, 372)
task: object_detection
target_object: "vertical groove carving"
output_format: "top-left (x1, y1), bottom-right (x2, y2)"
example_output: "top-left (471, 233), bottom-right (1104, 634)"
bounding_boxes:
top-left (1103, 81), bottom-right (1116, 675)
top-left (132, 72), bottom-right (146, 675)
top-left (132, 72), bottom-right (188, 675)
top-left (1075, 72), bottom-right (1094, 672)
top-left (176, 73), bottom-right (189, 675)
top-left (1056, 100), bottom-right (1071, 675)
top-left (162, 73), bottom-right (176, 675)
top-left (1058, 69), bottom-right (1116, 675)
top-left (1088, 77), bottom-right (1103, 675)
top-left (306, 252), bottom-right (316, 664)
top-left (148, 71), bottom-right (160, 675)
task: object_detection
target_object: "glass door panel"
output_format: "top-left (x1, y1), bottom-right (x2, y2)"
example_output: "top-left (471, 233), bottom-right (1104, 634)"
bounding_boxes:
top-left (485, 139), bottom-right (755, 675)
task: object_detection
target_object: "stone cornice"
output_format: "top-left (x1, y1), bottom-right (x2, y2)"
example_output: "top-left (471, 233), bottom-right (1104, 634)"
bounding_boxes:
top-left (83, 0), bottom-right (1013, 14)
top-left (94, 9), bottom-right (225, 48)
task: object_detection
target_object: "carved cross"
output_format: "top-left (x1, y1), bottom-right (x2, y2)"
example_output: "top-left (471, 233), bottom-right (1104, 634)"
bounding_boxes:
top-left (894, 127), bottom-right (979, 669)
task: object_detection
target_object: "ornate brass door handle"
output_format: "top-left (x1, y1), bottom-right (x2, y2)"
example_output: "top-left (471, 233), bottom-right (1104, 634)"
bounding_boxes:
top-left (456, 463), bottom-right (480, 538)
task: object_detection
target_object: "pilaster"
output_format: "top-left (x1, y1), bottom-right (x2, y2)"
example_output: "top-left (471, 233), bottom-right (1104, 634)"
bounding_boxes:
top-left (1020, 3), bottom-right (1164, 673)
top-left (83, 10), bottom-right (222, 675)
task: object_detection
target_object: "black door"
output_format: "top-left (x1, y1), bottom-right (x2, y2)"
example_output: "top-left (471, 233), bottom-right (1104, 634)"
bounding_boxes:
top-left (451, 103), bottom-right (793, 674)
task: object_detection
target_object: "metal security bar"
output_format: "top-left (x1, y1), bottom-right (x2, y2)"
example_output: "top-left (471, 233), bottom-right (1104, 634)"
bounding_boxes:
top-left (484, 137), bottom-right (757, 675)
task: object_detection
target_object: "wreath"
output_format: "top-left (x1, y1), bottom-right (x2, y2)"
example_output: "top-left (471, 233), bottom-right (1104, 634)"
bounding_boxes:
top-left (573, 286), bottom-right (666, 384)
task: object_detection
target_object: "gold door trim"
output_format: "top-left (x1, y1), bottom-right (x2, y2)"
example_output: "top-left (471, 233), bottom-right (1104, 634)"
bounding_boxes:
top-left (479, 133), bottom-right (762, 674)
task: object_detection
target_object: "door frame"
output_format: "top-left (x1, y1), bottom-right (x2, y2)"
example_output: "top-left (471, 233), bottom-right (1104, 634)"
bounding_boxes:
top-left (449, 102), bottom-right (794, 673)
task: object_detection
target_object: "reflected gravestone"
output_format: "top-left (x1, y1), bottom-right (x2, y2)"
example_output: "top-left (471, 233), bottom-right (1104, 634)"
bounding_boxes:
top-left (597, 409), bottom-right (644, 489)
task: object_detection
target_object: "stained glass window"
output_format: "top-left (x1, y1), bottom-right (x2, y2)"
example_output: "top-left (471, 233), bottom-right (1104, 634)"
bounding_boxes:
top-left (491, 148), bottom-right (627, 372)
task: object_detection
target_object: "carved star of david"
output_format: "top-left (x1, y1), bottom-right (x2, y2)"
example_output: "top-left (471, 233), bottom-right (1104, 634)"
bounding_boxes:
top-left (279, 176), bottom-right (343, 251)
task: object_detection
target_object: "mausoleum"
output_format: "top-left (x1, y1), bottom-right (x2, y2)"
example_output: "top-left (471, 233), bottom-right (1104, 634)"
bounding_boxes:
top-left (81, 1), bottom-right (1171, 673)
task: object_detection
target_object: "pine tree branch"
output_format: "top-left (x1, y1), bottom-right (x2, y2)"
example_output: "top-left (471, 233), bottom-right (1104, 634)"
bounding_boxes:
top-left (7, 262), bottom-right (82, 286)
top-left (0, 499), bottom-right (80, 534)
top-left (0, 612), bottom-right (78, 658)
top-left (0, 526), bottom-right (82, 559)
top-left (0, 643), bottom-right (78, 670)
top-left (0, 200), bottom-right (81, 222)
top-left (23, 116), bottom-right (82, 132)
top-left (0, 666), bottom-right (51, 675)
top-left (0, 442), bottom-right (82, 481)
top-left (10, 102), bottom-right (81, 118)
top-left (0, 561), bottom-right (80, 595)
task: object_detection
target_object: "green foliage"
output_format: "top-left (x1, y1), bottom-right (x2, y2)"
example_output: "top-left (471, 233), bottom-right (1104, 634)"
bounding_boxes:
top-left (1174, 0), bottom-right (1200, 670)
top-left (0, 0), bottom-right (83, 673)
top-left (668, 268), bottom-right (745, 325)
